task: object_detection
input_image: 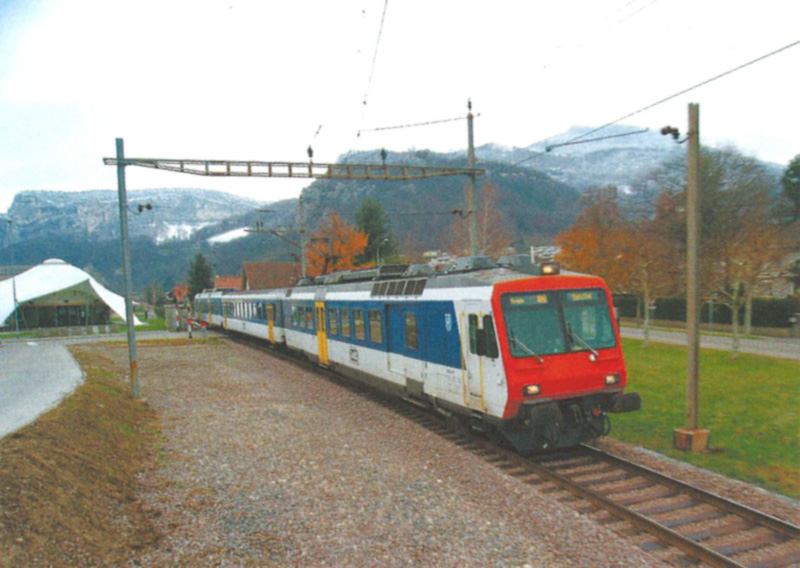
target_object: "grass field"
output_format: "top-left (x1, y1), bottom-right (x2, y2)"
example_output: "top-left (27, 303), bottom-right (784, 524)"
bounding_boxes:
top-left (612, 338), bottom-right (800, 499)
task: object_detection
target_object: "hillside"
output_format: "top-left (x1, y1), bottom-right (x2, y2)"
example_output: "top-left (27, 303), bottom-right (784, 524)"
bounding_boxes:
top-left (303, 150), bottom-right (581, 252)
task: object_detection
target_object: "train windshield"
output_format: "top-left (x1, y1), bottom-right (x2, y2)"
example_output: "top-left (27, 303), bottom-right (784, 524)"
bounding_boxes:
top-left (501, 288), bottom-right (616, 358)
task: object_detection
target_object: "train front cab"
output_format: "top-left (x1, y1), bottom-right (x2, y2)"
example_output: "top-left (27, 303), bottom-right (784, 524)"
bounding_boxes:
top-left (491, 268), bottom-right (640, 453)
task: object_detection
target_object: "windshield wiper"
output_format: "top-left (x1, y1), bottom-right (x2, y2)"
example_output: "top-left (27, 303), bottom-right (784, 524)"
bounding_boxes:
top-left (567, 323), bottom-right (599, 358)
top-left (508, 328), bottom-right (544, 363)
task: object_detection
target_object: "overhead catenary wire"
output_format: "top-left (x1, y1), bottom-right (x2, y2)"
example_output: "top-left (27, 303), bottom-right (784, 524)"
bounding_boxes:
top-left (359, 113), bottom-right (480, 134)
top-left (556, 37), bottom-right (800, 149)
top-left (355, 0), bottom-right (390, 143)
top-left (517, 37), bottom-right (800, 168)
top-left (513, 128), bottom-right (650, 166)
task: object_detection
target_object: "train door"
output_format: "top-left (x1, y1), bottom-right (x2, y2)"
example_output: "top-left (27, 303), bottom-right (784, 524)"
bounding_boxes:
top-left (223, 301), bottom-right (229, 328)
top-left (387, 304), bottom-right (427, 394)
top-left (460, 303), bottom-right (485, 410)
top-left (315, 301), bottom-right (329, 365)
top-left (266, 304), bottom-right (275, 342)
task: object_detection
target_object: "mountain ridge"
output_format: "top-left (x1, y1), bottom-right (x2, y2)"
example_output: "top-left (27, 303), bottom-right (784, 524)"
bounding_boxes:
top-left (0, 124), bottom-right (786, 292)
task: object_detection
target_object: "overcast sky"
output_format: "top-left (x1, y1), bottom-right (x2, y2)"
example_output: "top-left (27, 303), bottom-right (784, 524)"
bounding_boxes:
top-left (1, 0), bottom-right (798, 212)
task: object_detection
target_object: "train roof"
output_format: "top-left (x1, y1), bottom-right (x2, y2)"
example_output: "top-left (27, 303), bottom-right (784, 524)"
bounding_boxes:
top-left (206, 258), bottom-right (606, 301)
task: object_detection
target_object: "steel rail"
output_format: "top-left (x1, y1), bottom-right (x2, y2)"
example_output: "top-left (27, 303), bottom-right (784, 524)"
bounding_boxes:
top-left (577, 444), bottom-right (800, 540)
top-left (479, 439), bottom-right (751, 568)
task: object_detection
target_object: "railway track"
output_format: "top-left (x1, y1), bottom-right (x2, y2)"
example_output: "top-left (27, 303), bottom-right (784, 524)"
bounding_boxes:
top-left (232, 333), bottom-right (800, 568)
top-left (390, 403), bottom-right (800, 568)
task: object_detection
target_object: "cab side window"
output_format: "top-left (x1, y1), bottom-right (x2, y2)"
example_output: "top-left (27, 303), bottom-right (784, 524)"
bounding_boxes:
top-left (468, 313), bottom-right (499, 359)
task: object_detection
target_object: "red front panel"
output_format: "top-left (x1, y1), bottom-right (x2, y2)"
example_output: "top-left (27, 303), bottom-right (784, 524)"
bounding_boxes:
top-left (491, 274), bottom-right (627, 419)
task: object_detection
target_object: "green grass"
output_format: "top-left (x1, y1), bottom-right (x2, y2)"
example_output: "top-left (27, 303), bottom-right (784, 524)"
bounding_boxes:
top-left (612, 338), bottom-right (800, 498)
top-left (0, 331), bottom-right (36, 339)
top-left (134, 316), bottom-right (166, 331)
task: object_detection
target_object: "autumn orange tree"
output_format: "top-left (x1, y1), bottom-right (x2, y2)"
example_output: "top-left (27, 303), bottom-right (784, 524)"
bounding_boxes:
top-left (555, 186), bottom-right (682, 344)
top-left (618, 195), bottom-right (683, 343)
top-left (554, 186), bottom-right (631, 291)
top-left (305, 212), bottom-right (369, 276)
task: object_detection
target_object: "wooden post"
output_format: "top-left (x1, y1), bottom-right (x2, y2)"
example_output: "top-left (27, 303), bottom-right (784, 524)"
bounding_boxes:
top-left (674, 103), bottom-right (708, 452)
top-left (465, 100), bottom-right (479, 256)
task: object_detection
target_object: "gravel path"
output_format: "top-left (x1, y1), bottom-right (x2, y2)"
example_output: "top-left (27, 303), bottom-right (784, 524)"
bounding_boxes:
top-left (93, 339), bottom-right (793, 567)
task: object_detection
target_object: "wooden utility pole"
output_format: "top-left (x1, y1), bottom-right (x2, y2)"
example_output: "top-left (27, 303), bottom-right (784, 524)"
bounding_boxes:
top-left (674, 103), bottom-right (709, 452)
top-left (465, 100), bottom-right (479, 256)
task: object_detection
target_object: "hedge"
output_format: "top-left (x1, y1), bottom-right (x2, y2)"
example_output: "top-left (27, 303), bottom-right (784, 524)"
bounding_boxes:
top-left (612, 295), bottom-right (800, 329)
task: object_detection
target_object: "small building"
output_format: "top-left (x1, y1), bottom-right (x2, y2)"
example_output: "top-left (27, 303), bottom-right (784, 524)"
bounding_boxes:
top-left (215, 275), bottom-right (242, 291)
top-left (168, 284), bottom-right (189, 305)
top-left (0, 258), bottom-right (140, 330)
top-left (241, 261), bottom-right (301, 290)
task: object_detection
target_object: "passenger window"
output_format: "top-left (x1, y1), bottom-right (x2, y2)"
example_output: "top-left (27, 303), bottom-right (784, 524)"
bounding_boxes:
top-left (327, 307), bottom-right (338, 335)
top-left (404, 312), bottom-right (417, 350)
top-left (340, 307), bottom-right (351, 337)
top-left (305, 307), bottom-right (313, 329)
top-left (368, 309), bottom-right (382, 343)
top-left (353, 308), bottom-right (365, 341)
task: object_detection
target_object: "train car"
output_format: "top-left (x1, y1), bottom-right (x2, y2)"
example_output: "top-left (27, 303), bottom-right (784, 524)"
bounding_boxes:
top-left (193, 289), bottom-right (213, 325)
top-left (204, 289), bottom-right (228, 328)
top-left (221, 288), bottom-right (287, 344)
top-left (219, 258), bottom-right (639, 454)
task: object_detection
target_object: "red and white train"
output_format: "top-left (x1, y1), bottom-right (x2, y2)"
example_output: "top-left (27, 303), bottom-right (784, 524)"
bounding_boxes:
top-left (194, 257), bottom-right (640, 454)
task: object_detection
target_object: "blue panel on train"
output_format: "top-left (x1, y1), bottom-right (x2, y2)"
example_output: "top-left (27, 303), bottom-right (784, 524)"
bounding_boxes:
top-left (386, 301), bottom-right (460, 368)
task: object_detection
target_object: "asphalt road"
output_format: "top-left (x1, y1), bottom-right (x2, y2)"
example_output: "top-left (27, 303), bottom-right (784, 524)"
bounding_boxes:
top-left (620, 325), bottom-right (800, 360)
top-left (0, 330), bottom-right (178, 440)
top-left (0, 340), bottom-right (83, 439)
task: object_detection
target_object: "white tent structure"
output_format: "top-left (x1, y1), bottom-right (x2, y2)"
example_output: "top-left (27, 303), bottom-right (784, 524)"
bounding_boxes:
top-left (0, 259), bottom-right (141, 328)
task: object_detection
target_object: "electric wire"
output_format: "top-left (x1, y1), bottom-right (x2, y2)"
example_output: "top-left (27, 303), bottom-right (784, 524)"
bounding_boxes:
top-left (513, 128), bottom-right (650, 165)
top-left (355, 0), bottom-right (390, 143)
top-left (359, 113), bottom-right (479, 134)
top-left (540, 0), bottom-right (660, 75)
top-left (544, 128), bottom-right (650, 152)
top-left (604, 0), bottom-right (660, 33)
top-left (561, 37), bottom-right (800, 147)
top-left (516, 37), bottom-right (800, 167)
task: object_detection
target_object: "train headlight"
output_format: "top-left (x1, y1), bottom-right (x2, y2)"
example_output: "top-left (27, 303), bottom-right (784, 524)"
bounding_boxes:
top-left (522, 384), bottom-right (541, 396)
top-left (604, 373), bottom-right (620, 385)
top-left (541, 262), bottom-right (560, 275)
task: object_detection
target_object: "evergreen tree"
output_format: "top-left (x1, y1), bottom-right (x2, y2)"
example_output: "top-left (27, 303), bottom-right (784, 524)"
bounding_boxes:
top-left (354, 196), bottom-right (397, 265)
top-left (187, 252), bottom-right (214, 301)
top-left (781, 154), bottom-right (800, 221)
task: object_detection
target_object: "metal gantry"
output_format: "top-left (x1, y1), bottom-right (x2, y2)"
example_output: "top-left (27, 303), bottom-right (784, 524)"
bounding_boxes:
top-left (101, 158), bottom-right (484, 181)
top-left (105, 104), bottom-right (484, 397)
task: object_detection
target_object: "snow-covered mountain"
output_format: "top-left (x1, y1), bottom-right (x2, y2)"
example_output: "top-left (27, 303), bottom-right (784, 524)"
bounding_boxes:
top-left (1, 188), bottom-right (266, 245)
top-left (454, 125), bottom-right (783, 192)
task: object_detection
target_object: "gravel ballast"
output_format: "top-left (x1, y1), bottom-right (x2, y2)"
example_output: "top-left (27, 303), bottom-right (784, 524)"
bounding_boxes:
top-left (95, 339), bottom-right (794, 567)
